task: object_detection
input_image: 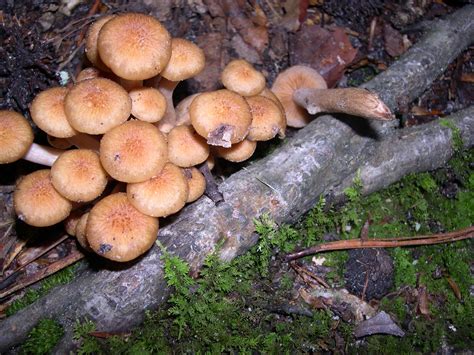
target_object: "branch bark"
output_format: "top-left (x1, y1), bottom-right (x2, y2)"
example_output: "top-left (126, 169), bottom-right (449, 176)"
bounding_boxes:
top-left (0, 5), bottom-right (473, 352)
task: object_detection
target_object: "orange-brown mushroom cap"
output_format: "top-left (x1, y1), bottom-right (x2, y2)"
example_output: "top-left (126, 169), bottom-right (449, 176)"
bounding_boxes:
top-left (161, 38), bottom-right (206, 82)
top-left (97, 13), bottom-right (172, 80)
top-left (190, 89), bottom-right (252, 148)
top-left (127, 162), bottom-right (189, 217)
top-left (51, 149), bottom-right (108, 202)
top-left (214, 139), bottom-right (257, 163)
top-left (246, 95), bottom-right (286, 141)
top-left (30, 87), bottom-right (77, 138)
top-left (64, 78), bottom-right (131, 134)
top-left (129, 87), bottom-right (167, 123)
top-left (14, 169), bottom-right (72, 227)
top-left (86, 192), bottom-right (159, 262)
top-left (100, 120), bottom-right (168, 183)
top-left (271, 65), bottom-right (327, 128)
top-left (221, 59), bottom-right (266, 97)
top-left (0, 110), bottom-right (34, 164)
top-left (167, 125), bottom-right (209, 168)
top-left (183, 167), bottom-right (206, 203)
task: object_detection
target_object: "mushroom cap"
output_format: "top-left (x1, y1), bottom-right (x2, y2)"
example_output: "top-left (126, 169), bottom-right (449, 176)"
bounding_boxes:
top-left (76, 67), bottom-right (102, 82)
top-left (85, 15), bottom-right (115, 72)
top-left (214, 139), bottom-right (257, 163)
top-left (30, 87), bottom-right (77, 138)
top-left (64, 209), bottom-right (83, 236)
top-left (0, 110), bottom-right (34, 164)
top-left (14, 169), bottom-right (72, 227)
top-left (221, 59), bottom-right (266, 97)
top-left (246, 95), bottom-right (286, 141)
top-left (51, 149), bottom-right (108, 202)
top-left (190, 89), bottom-right (252, 147)
top-left (47, 135), bottom-right (73, 150)
top-left (161, 38), bottom-right (206, 82)
top-left (127, 162), bottom-right (189, 217)
top-left (64, 77), bottom-right (131, 135)
top-left (86, 192), bottom-right (159, 262)
top-left (97, 13), bottom-right (172, 80)
top-left (183, 167), bottom-right (206, 203)
top-left (271, 65), bottom-right (327, 128)
top-left (129, 87), bottom-right (166, 123)
top-left (100, 120), bottom-right (168, 183)
top-left (167, 125), bottom-right (209, 168)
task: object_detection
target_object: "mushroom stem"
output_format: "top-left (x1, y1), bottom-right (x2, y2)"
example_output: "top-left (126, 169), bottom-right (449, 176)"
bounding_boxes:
top-left (23, 143), bottom-right (62, 166)
top-left (293, 88), bottom-right (394, 120)
top-left (198, 162), bottom-right (223, 204)
top-left (156, 78), bottom-right (179, 133)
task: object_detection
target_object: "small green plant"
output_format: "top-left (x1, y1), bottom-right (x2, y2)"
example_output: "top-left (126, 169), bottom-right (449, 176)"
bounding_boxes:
top-left (21, 319), bottom-right (63, 355)
top-left (73, 319), bottom-right (102, 355)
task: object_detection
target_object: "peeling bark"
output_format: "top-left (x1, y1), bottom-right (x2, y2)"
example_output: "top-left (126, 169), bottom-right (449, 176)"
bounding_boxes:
top-left (0, 5), bottom-right (473, 352)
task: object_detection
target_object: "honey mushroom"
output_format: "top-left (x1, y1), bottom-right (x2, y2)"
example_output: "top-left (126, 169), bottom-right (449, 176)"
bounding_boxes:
top-left (221, 59), bottom-right (266, 97)
top-left (86, 192), bottom-right (159, 262)
top-left (155, 38), bottom-right (206, 133)
top-left (271, 65), bottom-right (393, 128)
top-left (183, 167), bottom-right (206, 203)
top-left (167, 125), bottom-right (210, 168)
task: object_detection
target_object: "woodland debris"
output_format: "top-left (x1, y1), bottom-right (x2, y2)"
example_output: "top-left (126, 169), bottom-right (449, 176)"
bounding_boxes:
top-left (353, 311), bottom-right (405, 338)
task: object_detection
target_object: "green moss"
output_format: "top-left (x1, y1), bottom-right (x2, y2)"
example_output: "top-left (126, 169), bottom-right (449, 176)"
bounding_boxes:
top-left (21, 319), bottom-right (63, 355)
top-left (6, 264), bottom-right (78, 316)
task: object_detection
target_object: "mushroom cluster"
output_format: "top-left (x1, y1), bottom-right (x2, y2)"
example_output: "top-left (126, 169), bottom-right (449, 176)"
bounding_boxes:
top-left (1, 12), bottom-right (393, 263)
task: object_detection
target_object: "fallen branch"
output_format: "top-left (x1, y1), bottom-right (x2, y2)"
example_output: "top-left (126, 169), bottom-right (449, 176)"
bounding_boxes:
top-left (286, 226), bottom-right (474, 261)
top-left (0, 5), bottom-right (473, 351)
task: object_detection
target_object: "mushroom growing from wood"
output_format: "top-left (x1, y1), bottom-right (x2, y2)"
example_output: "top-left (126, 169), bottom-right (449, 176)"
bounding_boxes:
top-left (271, 65), bottom-right (394, 128)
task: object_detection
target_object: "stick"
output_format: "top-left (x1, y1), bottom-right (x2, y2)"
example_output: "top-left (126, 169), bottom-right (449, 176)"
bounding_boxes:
top-left (285, 226), bottom-right (474, 261)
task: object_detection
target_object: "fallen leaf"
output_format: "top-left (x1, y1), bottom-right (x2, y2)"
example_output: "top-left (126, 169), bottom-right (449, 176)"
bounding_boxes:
top-left (354, 311), bottom-right (405, 338)
top-left (446, 276), bottom-right (462, 301)
top-left (417, 286), bottom-right (430, 316)
top-left (384, 23), bottom-right (406, 57)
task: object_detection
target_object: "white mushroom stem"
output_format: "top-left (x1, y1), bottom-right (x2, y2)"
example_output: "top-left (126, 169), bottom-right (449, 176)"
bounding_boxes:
top-left (156, 78), bottom-right (179, 133)
top-left (67, 133), bottom-right (100, 151)
top-left (293, 87), bottom-right (394, 120)
top-left (23, 143), bottom-right (62, 166)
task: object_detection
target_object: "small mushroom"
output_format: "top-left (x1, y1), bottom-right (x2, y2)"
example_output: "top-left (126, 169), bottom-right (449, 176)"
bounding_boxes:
top-left (214, 139), bottom-right (257, 163)
top-left (97, 13), bottom-right (172, 81)
top-left (190, 89), bottom-right (252, 148)
top-left (155, 38), bottom-right (206, 133)
top-left (183, 167), bottom-right (206, 203)
top-left (221, 59), bottom-right (266, 97)
top-left (127, 162), bottom-right (189, 218)
top-left (14, 169), bottom-right (73, 227)
top-left (85, 15), bottom-right (115, 72)
top-left (86, 192), bottom-right (159, 262)
top-left (100, 120), bottom-right (168, 183)
top-left (167, 125), bottom-right (209, 168)
top-left (50, 149), bottom-right (108, 202)
top-left (271, 65), bottom-right (393, 128)
top-left (129, 87), bottom-right (167, 123)
top-left (246, 95), bottom-right (286, 141)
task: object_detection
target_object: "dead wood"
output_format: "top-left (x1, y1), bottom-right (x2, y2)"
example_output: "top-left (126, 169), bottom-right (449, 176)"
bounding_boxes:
top-left (0, 5), bottom-right (473, 352)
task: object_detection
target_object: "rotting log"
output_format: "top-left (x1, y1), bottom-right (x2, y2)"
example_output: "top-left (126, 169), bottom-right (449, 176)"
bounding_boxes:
top-left (1, 5), bottom-right (473, 352)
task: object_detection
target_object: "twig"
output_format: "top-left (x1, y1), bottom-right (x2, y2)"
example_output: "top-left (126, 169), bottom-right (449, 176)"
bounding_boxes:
top-left (285, 226), bottom-right (474, 261)
top-left (290, 261), bottom-right (330, 288)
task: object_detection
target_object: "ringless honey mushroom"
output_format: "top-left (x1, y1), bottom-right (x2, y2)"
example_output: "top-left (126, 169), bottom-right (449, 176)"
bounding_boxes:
top-left (221, 59), bottom-right (266, 97)
top-left (271, 65), bottom-right (393, 128)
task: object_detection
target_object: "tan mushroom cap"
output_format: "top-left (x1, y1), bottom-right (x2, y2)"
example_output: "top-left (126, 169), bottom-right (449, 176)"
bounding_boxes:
top-left (221, 59), bottom-right (266, 97)
top-left (127, 162), bottom-right (189, 217)
top-left (14, 169), bottom-right (72, 227)
top-left (161, 38), bottom-right (206, 82)
top-left (64, 210), bottom-right (83, 236)
top-left (214, 139), bottom-right (257, 163)
top-left (271, 65), bottom-right (327, 128)
top-left (97, 13), bottom-right (172, 80)
top-left (100, 120), bottom-right (168, 183)
top-left (167, 125), bottom-right (209, 168)
top-left (85, 15), bottom-right (115, 72)
top-left (246, 95), bottom-right (286, 141)
top-left (190, 89), bottom-right (252, 148)
top-left (183, 167), bottom-right (206, 203)
top-left (51, 149), bottom-right (108, 202)
top-left (129, 87), bottom-right (166, 123)
top-left (259, 87), bottom-right (286, 115)
top-left (0, 110), bottom-right (34, 164)
top-left (30, 87), bottom-right (77, 138)
top-left (64, 77), bottom-right (131, 134)
top-left (86, 192), bottom-right (159, 262)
